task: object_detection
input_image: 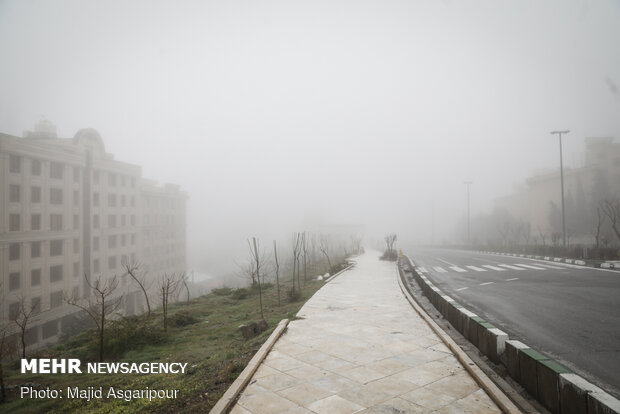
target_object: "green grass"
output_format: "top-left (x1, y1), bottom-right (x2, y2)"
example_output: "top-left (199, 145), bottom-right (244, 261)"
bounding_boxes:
top-left (1, 276), bottom-right (327, 413)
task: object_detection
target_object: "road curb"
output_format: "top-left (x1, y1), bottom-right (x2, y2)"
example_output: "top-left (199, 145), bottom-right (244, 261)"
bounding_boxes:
top-left (209, 319), bottom-right (290, 414)
top-left (396, 261), bottom-right (522, 414)
top-left (402, 254), bottom-right (620, 414)
top-left (324, 262), bottom-right (355, 283)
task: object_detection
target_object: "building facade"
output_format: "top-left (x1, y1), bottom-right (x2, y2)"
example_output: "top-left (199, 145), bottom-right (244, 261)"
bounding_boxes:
top-left (0, 121), bottom-right (187, 349)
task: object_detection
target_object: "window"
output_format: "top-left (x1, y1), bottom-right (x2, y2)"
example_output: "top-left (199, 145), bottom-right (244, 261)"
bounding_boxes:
top-left (108, 214), bottom-right (116, 228)
top-left (73, 238), bottom-right (79, 254)
top-left (108, 173), bottom-right (117, 186)
top-left (50, 188), bottom-right (63, 204)
top-left (93, 214), bottom-right (99, 228)
top-left (31, 214), bottom-right (41, 230)
top-left (50, 214), bottom-right (63, 230)
top-left (121, 194), bottom-right (126, 207)
top-left (108, 256), bottom-right (117, 270)
top-left (9, 214), bottom-right (20, 231)
top-left (93, 236), bottom-right (99, 251)
top-left (50, 265), bottom-right (63, 282)
top-left (73, 262), bottom-right (79, 278)
top-left (31, 269), bottom-right (41, 286)
top-left (9, 302), bottom-right (20, 319)
top-left (73, 190), bottom-right (79, 206)
top-left (50, 291), bottom-right (63, 308)
top-left (9, 184), bottom-right (20, 202)
top-left (50, 240), bottom-right (63, 256)
top-left (73, 215), bottom-right (79, 229)
top-left (10, 243), bottom-right (20, 260)
top-left (72, 286), bottom-right (79, 299)
top-left (93, 192), bottom-right (100, 206)
top-left (9, 154), bottom-right (21, 173)
top-left (121, 215), bottom-right (126, 226)
top-left (31, 159), bottom-right (41, 175)
top-left (93, 259), bottom-right (100, 273)
top-left (32, 297), bottom-right (41, 314)
top-left (73, 167), bottom-right (80, 183)
top-left (121, 234), bottom-right (127, 246)
top-left (31, 241), bottom-right (41, 258)
top-left (9, 272), bottom-right (20, 290)
top-left (31, 186), bottom-right (41, 203)
top-left (131, 234), bottom-right (136, 245)
top-left (108, 193), bottom-right (117, 207)
top-left (108, 235), bottom-right (117, 248)
top-left (50, 162), bottom-right (63, 179)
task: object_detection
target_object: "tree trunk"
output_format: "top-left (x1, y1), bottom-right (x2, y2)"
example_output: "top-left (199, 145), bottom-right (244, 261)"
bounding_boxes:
top-left (99, 298), bottom-right (105, 362)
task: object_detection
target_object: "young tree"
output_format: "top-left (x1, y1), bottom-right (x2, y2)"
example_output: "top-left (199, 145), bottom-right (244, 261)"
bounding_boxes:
top-left (302, 232), bottom-right (309, 283)
top-left (537, 225), bottom-right (547, 247)
top-left (384, 233), bottom-right (397, 257)
top-left (594, 204), bottom-right (604, 248)
top-left (159, 273), bottom-right (180, 332)
top-left (248, 237), bottom-right (265, 320)
top-left (602, 198), bottom-right (620, 244)
top-left (273, 240), bottom-right (281, 306)
top-left (66, 274), bottom-right (122, 362)
top-left (180, 272), bottom-right (190, 304)
top-left (124, 261), bottom-right (152, 316)
top-left (291, 233), bottom-right (302, 291)
top-left (319, 235), bottom-right (332, 273)
top-left (12, 296), bottom-right (37, 358)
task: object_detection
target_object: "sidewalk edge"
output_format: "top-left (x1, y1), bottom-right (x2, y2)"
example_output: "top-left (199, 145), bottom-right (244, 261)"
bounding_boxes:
top-left (209, 318), bottom-right (290, 414)
top-left (395, 265), bottom-right (522, 414)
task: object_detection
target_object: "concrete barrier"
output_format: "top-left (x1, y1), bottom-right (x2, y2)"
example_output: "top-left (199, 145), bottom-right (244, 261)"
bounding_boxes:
top-left (505, 340), bottom-right (529, 382)
top-left (486, 328), bottom-right (508, 364)
top-left (574, 260), bottom-right (586, 266)
top-left (519, 348), bottom-right (549, 399)
top-left (537, 358), bottom-right (572, 413)
top-left (588, 388), bottom-right (620, 414)
top-left (554, 257), bottom-right (562, 262)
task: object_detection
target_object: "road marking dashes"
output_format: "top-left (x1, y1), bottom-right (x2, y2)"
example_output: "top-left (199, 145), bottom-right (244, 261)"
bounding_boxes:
top-left (456, 287), bottom-right (469, 291)
top-left (449, 266), bottom-right (468, 272)
top-left (466, 266), bottom-right (487, 272)
top-left (536, 264), bottom-right (565, 270)
top-left (498, 264), bottom-right (526, 270)
top-left (513, 264), bottom-right (545, 270)
top-left (506, 277), bottom-right (519, 281)
top-left (433, 266), bottom-right (447, 273)
top-left (480, 282), bottom-right (494, 286)
top-left (482, 265), bottom-right (506, 271)
top-left (418, 267), bottom-right (428, 273)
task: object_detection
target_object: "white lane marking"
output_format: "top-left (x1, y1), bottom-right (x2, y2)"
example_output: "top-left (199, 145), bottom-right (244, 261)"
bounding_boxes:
top-left (498, 264), bottom-right (526, 270)
top-left (435, 257), bottom-right (456, 266)
top-left (418, 267), bottom-right (428, 273)
top-left (506, 277), bottom-right (519, 281)
top-left (449, 266), bottom-right (468, 273)
top-left (536, 264), bottom-right (566, 270)
top-left (456, 287), bottom-right (469, 291)
top-left (481, 265), bottom-right (506, 271)
top-left (433, 266), bottom-right (447, 273)
top-left (466, 266), bottom-right (487, 272)
top-left (480, 282), bottom-right (494, 286)
top-left (513, 264), bottom-right (546, 270)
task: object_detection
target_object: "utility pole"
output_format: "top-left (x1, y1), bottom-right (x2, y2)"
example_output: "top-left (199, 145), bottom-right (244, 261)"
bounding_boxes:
top-left (464, 181), bottom-right (473, 245)
top-left (550, 130), bottom-right (569, 247)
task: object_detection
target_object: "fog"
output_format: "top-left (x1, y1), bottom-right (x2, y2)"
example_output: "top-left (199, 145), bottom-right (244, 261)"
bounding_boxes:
top-left (1, 0), bottom-right (619, 276)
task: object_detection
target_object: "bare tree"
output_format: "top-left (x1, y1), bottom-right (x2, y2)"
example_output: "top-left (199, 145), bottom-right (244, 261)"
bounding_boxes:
top-left (602, 198), bottom-right (620, 244)
top-left (0, 282), bottom-right (14, 402)
top-left (302, 232), bottom-right (309, 283)
top-left (66, 274), bottom-right (122, 362)
top-left (594, 204), bottom-right (604, 248)
top-left (497, 222), bottom-right (511, 247)
top-left (124, 261), bottom-right (152, 316)
top-left (248, 237), bottom-right (265, 320)
top-left (273, 240), bottom-right (281, 306)
top-left (180, 272), bottom-right (190, 304)
top-left (319, 234), bottom-right (332, 273)
top-left (537, 225), bottom-right (547, 247)
top-left (12, 296), bottom-right (37, 359)
top-left (292, 233), bottom-right (302, 291)
top-left (159, 273), bottom-right (180, 332)
top-left (384, 233), bottom-right (397, 257)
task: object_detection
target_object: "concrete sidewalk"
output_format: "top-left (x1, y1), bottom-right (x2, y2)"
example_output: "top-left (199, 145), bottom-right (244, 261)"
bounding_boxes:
top-left (229, 251), bottom-right (503, 414)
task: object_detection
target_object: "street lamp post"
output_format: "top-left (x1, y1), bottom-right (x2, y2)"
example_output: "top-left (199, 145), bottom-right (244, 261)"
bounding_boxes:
top-left (550, 130), bottom-right (570, 247)
top-left (464, 181), bottom-right (473, 245)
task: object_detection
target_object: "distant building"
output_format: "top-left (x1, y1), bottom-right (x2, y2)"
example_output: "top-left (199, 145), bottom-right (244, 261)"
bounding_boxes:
top-left (494, 137), bottom-right (620, 244)
top-left (0, 121), bottom-right (187, 349)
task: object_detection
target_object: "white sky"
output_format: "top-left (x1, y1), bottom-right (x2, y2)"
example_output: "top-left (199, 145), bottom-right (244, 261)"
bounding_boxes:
top-left (1, 0), bottom-right (619, 274)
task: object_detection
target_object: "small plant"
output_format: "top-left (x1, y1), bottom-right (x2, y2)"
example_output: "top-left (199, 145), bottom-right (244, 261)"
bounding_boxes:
top-left (231, 288), bottom-right (249, 300)
top-left (287, 287), bottom-right (302, 302)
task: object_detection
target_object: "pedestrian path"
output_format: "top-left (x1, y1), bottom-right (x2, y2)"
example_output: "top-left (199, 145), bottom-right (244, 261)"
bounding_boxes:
top-left (228, 251), bottom-right (503, 414)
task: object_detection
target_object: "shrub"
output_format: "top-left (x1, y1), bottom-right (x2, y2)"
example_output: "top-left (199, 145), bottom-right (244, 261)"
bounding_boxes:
top-left (102, 315), bottom-right (165, 358)
top-left (231, 288), bottom-right (249, 300)
top-left (212, 287), bottom-right (232, 296)
top-left (287, 287), bottom-right (301, 302)
top-left (170, 310), bottom-right (199, 327)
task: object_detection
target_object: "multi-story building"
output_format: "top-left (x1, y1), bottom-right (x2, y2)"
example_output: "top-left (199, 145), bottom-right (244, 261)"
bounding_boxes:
top-left (0, 121), bottom-right (187, 349)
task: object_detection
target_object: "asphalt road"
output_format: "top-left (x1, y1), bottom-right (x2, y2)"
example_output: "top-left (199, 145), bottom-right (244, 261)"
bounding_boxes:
top-left (406, 247), bottom-right (620, 398)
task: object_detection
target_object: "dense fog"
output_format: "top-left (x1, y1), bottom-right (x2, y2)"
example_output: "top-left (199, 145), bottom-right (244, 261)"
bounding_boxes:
top-left (1, 0), bottom-right (619, 279)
